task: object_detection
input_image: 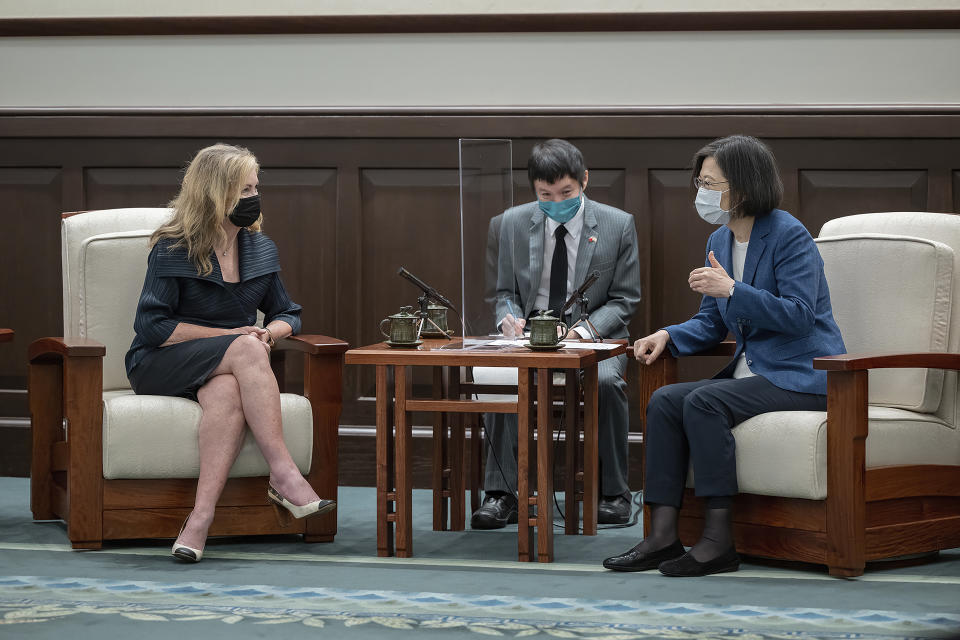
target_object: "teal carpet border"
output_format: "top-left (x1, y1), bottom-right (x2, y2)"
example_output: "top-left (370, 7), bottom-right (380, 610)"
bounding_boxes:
top-left (2, 575), bottom-right (959, 638)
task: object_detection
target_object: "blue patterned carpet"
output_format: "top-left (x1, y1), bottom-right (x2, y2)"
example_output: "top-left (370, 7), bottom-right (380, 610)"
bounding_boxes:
top-left (2, 478), bottom-right (959, 639)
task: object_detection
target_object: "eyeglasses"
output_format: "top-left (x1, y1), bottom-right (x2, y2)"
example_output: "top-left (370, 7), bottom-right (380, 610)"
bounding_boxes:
top-left (694, 177), bottom-right (729, 190)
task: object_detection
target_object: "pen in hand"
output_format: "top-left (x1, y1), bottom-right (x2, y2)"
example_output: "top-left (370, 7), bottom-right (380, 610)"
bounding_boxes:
top-left (501, 299), bottom-right (526, 338)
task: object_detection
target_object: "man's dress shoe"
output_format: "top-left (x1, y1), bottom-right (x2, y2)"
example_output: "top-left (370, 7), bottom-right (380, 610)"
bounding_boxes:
top-left (470, 493), bottom-right (518, 530)
top-left (597, 495), bottom-right (632, 524)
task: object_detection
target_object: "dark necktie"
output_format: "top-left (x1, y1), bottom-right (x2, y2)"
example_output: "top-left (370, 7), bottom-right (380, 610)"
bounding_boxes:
top-left (548, 225), bottom-right (569, 317)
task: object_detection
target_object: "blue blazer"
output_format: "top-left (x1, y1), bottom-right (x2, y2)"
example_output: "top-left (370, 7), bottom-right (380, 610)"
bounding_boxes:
top-left (664, 209), bottom-right (845, 395)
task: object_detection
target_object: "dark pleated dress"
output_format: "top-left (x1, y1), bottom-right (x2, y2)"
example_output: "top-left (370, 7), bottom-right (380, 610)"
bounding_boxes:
top-left (125, 232), bottom-right (302, 401)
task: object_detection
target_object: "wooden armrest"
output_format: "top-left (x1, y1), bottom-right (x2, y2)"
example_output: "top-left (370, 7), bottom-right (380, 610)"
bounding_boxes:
top-left (0, 328), bottom-right (13, 343)
top-left (814, 352), bottom-right (960, 372)
top-left (29, 337), bottom-right (105, 361)
top-left (649, 339), bottom-right (737, 361)
top-left (276, 334), bottom-right (349, 356)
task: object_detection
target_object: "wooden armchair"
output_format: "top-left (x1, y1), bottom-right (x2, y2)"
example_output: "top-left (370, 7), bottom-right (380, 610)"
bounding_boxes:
top-left (638, 212), bottom-right (960, 577)
top-left (29, 209), bottom-right (348, 550)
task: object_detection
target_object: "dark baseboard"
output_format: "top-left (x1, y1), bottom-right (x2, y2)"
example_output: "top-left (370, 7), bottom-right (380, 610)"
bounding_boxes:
top-left (0, 421), bottom-right (30, 477)
top-left (336, 426), bottom-right (644, 491)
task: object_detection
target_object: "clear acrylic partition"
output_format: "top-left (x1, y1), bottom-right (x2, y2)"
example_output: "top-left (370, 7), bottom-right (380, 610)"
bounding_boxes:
top-left (456, 139), bottom-right (514, 349)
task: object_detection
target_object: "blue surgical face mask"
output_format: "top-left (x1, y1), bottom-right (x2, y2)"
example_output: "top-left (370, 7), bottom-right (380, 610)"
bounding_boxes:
top-left (695, 187), bottom-right (731, 225)
top-left (539, 193), bottom-right (582, 224)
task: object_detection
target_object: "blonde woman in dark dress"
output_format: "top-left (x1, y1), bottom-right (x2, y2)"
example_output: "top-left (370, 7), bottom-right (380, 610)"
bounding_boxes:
top-left (126, 144), bottom-right (335, 563)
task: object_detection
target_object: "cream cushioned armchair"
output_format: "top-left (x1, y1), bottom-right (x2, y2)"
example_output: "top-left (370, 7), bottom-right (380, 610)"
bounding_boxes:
top-left (30, 208), bottom-right (348, 549)
top-left (639, 211), bottom-right (960, 577)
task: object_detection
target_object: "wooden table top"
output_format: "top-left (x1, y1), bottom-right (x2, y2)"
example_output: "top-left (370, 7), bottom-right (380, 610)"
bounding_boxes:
top-left (345, 338), bottom-right (627, 368)
top-left (0, 329), bottom-right (13, 343)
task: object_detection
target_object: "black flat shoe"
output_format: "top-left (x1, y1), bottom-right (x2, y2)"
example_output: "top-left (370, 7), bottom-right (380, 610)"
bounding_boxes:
top-left (602, 539), bottom-right (685, 572)
top-left (470, 493), bottom-right (518, 530)
top-left (598, 495), bottom-right (632, 524)
top-left (658, 548), bottom-right (740, 577)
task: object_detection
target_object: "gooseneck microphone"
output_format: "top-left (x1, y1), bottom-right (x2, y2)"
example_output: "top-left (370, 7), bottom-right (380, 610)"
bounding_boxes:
top-left (560, 270), bottom-right (601, 316)
top-left (397, 267), bottom-right (460, 316)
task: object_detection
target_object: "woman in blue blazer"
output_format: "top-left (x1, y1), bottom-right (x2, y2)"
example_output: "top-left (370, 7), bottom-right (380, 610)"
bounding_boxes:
top-left (603, 135), bottom-right (845, 577)
top-left (126, 144), bottom-right (335, 563)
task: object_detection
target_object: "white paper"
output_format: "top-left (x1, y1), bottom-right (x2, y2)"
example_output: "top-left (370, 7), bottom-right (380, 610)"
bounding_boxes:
top-left (558, 341), bottom-right (622, 350)
top-left (484, 339), bottom-right (621, 350)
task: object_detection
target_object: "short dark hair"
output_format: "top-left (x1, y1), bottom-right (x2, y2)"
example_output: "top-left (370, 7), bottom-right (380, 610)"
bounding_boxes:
top-left (528, 139), bottom-right (587, 189)
top-left (692, 135), bottom-right (783, 218)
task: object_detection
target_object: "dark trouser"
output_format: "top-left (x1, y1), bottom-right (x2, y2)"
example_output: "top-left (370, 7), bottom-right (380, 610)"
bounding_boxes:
top-left (644, 375), bottom-right (827, 508)
top-left (483, 354), bottom-right (630, 499)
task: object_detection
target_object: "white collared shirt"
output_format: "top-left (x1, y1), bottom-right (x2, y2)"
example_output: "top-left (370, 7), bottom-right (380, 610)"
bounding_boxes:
top-left (731, 238), bottom-right (755, 378)
top-left (533, 198), bottom-right (585, 313)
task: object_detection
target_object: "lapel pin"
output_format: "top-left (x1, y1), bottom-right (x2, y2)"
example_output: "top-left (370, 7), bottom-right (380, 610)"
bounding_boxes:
top-left (588, 236), bottom-right (597, 243)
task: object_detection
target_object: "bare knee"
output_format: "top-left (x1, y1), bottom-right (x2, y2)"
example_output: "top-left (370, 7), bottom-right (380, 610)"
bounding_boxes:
top-left (223, 334), bottom-right (270, 370)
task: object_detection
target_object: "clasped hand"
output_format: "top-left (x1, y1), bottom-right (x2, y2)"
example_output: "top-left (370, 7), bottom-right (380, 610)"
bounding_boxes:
top-left (230, 326), bottom-right (272, 354)
top-left (688, 251), bottom-right (734, 298)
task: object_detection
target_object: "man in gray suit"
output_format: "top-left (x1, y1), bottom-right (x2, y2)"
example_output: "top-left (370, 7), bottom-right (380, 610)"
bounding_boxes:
top-left (473, 139), bottom-right (642, 528)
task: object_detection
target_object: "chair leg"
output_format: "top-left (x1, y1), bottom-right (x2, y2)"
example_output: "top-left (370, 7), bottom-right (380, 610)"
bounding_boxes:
top-left (30, 359), bottom-right (61, 521)
top-left (470, 414), bottom-right (484, 514)
top-left (303, 351), bottom-right (343, 544)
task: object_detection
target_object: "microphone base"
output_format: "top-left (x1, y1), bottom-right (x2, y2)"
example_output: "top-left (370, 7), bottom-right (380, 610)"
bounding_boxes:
top-left (569, 316), bottom-right (603, 343)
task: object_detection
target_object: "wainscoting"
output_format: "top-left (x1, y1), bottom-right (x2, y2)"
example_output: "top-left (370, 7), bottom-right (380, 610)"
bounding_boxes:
top-left (2, 108), bottom-right (958, 480)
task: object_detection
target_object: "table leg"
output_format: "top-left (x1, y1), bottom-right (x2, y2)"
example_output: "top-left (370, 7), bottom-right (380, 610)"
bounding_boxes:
top-left (582, 364), bottom-right (599, 536)
top-left (376, 365), bottom-right (395, 557)
top-left (395, 365), bottom-right (414, 557)
top-left (517, 367), bottom-right (534, 562)
top-left (449, 367), bottom-right (466, 530)
top-left (432, 366), bottom-right (448, 531)
top-left (536, 367), bottom-right (555, 562)
top-left (564, 369), bottom-right (579, 535)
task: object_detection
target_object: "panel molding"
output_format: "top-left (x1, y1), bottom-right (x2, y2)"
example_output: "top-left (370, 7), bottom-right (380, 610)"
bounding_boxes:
top-left (1, 11), bottom-right (959, 37)
top-left (2, 109), bottom-right (960, 140)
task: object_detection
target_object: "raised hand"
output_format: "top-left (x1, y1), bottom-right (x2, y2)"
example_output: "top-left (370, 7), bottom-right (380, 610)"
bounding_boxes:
top-left (689, 250), bottom-right (735, 298)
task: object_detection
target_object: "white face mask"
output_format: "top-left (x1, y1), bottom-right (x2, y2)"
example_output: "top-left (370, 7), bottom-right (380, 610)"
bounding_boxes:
top-left (695, 186), bottom-right (731, 225)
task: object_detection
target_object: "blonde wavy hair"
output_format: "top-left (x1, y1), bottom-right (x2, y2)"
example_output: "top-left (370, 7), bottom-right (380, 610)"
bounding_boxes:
top-left (151, 143), bottom-right (262, 276)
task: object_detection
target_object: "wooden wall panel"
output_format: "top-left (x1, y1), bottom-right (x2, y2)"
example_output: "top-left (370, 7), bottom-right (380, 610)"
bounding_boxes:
top-left (257, 168), bottom-right (338, 336)
top-left (0, 111), bottom-right (958, 481)
top-left (647, 169), bottom-right (724, 384)
top-left (954, 171), bottom-right (960, 214)
top-left (798, 170), bottom-right (928, 226)
top-left (0, 168), bottom-right (62, 416)
top-left (355, 169), bottom-right (462, 406)
top-left (84, 167), bottom-right (182, 210)
top-left (510, 168), bottom-right (626, 213)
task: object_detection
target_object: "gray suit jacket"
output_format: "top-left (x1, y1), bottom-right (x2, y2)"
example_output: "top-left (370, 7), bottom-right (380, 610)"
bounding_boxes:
top-left (495, 197), bottom-right (641, 340)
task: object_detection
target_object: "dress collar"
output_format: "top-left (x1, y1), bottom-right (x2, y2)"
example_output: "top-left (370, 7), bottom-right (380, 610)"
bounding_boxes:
top-left (153, 230), bottom-right (281, 283)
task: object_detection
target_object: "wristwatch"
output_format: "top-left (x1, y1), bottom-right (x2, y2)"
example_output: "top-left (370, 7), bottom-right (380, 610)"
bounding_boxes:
top-left (728, 283), bottom-right (735, 298)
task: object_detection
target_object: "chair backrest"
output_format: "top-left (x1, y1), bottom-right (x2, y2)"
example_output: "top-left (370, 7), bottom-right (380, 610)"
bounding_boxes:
top-left (62, 208), bottom-right (172, 391)
top-left (817, 212), bottom-right (960, 415)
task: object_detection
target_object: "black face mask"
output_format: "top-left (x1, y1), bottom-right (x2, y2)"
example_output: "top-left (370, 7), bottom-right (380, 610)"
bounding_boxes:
top-left (229, 194), bottom-right (261, 227)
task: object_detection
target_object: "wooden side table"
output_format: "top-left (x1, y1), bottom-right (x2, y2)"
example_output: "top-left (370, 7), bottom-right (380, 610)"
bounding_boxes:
top-left (345, 338), bottom-right (626, 562)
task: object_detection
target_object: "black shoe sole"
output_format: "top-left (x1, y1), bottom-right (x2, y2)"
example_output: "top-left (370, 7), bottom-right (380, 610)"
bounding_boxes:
top-left (172, 548), bottom-right (200, 563)
top-left (602, 557), bottom-right (664, 572)
top-left (597, 512), bottom-right (631, 525)
top-left (658, 550), bottom-right (740, 577)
